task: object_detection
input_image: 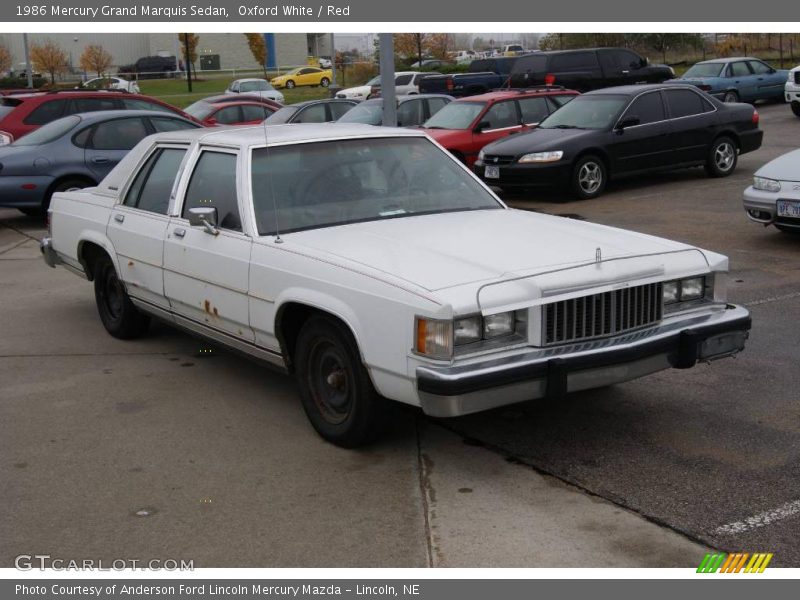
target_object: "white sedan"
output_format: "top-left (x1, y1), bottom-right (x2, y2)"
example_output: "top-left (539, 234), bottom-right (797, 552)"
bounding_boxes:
top-left (81, 76), bottom-right (140, 93)
top-left (743, 148), bottom-right (800, 233)
top-left (41, 124), bottom-right (751, 447)
top-left (225, 78), bottom-right (285, 103)
top-left (786, 65), bottom-right (800, 118)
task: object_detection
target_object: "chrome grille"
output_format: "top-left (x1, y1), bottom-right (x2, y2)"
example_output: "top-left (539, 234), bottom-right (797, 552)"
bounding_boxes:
top-left (795, 71), bottom-right (800, 85)
top-left (543, 282), bottom-right (663, 345)
top-left (483, 154), bottom-right (516, 165)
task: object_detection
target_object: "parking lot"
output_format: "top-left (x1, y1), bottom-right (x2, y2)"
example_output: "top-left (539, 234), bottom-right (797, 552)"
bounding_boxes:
top-left (1, 101), bottom-right (798, 568)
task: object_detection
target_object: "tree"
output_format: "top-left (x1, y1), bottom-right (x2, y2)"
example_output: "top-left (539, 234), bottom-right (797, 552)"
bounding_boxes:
top-left (30, 40), bottom-right (68, 84)
top-left (79, 44), bottom-right (113, 78)
top-left (0, 43), bottom-right (12, 75)
top-left (394, 33), bottom-right (452, 64)
top-left (178, 33), bottom-right (199, 80)
top-left (244, 33), bottom-right (268, 77)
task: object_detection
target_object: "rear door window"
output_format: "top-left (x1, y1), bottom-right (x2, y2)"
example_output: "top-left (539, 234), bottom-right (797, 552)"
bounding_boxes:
top-left (124, 147), bottom-right (187, 214)
top-left (517, 97), bottom-right (550, 124)
top-left (624, 91), bottom-right (666, 125)
top-left (23, 99), bottom-right (68, 125)
top-left (483, 100), bottom-right (519, 129)
top-left (294, 103), bottom-right (327, 123)
top-left (665, 88), bottom-right (710, 118)
top-left (728, 62), bottom-right (752, 77)
top-left (213, 106), bottom-right (242, 124)
top-left (328, 102), bottom-right (354, 120)
top-left (241, 104), bottom-right (271, 121)
top-left (90, 117), bottom-right (149, 150)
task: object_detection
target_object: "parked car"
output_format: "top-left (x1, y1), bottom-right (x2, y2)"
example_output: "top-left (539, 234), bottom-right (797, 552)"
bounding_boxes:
top-left (421, 88), bottom-right (579, 166)
top-left (369, 71), bottom-right (441, 97)
top-left (186, 94), bottom-right (283, 112)
top-left (118, 56), bottom-right (177, 79)
top-left (0, 110), bottom-right (200, 215)
top-left (225, 78), bottom-right (285, 103)
top-left (671, 57), bottom-right (789, 103)
top-left (337, 95), bottom-right (453, 127)
top-left (509, 48), bottom-right (674, 91)
top-left (41, 124), bottom-right (752, 447)
top-left (419, 57), bottom-right (519, 97)
top-left (453, 50), bottom-right (476, 65)
top-left (743, 149), bottom-right (800, 233)
top-left (474, 84), bottom-right (763, 199)
top-left (270, 67), bottom-right (333, 89)
top-left (318, 57), bottom-right (333, 69)
top-left (264, 99), bottom-right (358, 124)
top-left (183, 98), bottom-right (277, 126)
top-left (785, 65), bottom-right (800, 116)
top-left (335, 76), bottom-right (381, 100)
top-left (410, 60), bottom-right (450, 69)
top-left (79, 76), bottom-right (140, 94)
top-left (501, 44), bottom-right (526, 57)
top-left (0, 90), bottom-right (195, 145)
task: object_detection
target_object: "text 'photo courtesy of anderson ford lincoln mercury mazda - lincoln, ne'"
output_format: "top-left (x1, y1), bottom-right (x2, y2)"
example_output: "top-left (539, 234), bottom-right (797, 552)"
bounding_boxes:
top-left (41, 124), bottom-right (752, 447)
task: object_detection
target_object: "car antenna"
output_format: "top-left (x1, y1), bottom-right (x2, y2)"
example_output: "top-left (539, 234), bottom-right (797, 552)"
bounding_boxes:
top-left (261, 115), bottom-right (282, 244)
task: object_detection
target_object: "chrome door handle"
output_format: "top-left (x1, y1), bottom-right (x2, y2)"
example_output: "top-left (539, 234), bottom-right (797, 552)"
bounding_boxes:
top-left (114, 214), bottom-right (124, 223)
top-left (173, 228), bottom-right (186, 238)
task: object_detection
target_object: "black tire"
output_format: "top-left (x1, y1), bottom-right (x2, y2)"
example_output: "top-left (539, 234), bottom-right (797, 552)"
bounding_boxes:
top-left (722, 90), bottom-right (739, 103)
top-left (705, 136), bottom-right (738, 178)
top-left (792, 102), bottom-right (800, 118)
top-left (570, 154), bottom-right (607, 199)
top-left (93, 254), bottom-right (150, 339)
top-left (320, 77), bottom-right (330, 87)
top-left (294, 316), bottom-right (386, 448)
top-left (285, 80), bottom-right (295, 89)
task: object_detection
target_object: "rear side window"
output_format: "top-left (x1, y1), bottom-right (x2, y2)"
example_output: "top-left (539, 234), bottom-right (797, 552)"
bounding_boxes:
top-left (625, 91), bottom-right (666, 125)
top-left (748, 60), bottom-right (772, 75)
top-left (550, 52), bottom-right (599, 72)
top-left (518, 97), bottom-right (549, 124)
top-left (728, 62), bottom-right (752, 77)
top-left (90, 118), bottom-right (149, 150)
top-left (23, 99), bottom-right (68, 125)
top-left (213, 106), bottom-right (242, 124)
top-left (295, 103), bottom-right (327, 123)
top-left (328, 102), bottom-right (354, 120)
top-left (183, 152), bottom-right (241, 232)
top-left (665, 89), bottom-right (710, 118)
top-left (395, 74), bottom-right (413, 85)
top-left (483, 101), bottom-right (519, 129)
top-left (124, 147), bottom-right (186, 215)
top-left (241, 104), bottom-right (271, 121)
top-left (396, 99), bottom-right (424, 127)
top-left (68, 97), bottom-right (118, 114)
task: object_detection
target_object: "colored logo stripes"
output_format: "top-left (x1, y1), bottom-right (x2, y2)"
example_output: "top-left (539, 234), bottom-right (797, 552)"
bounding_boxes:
top-left (697, 552), bottom-right (773, 573)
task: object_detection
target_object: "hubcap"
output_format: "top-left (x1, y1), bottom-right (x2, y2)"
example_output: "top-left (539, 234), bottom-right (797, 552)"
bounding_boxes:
top-left (724, 93), bottom-right (737, 103)
top-left (308, 341), bottom-right (351, 424)
top-left (103, 268), bottom-right (124, 320)
top-left (715, 143), bottom-right (735, 171)
top-left (578, 162), bottom-right (602, 194)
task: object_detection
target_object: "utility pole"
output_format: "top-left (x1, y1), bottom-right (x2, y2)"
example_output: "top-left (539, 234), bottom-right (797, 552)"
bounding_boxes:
top-left (183, 34), bottom-right (192, 92)
top-left (378, 33), bottom-right (396, 127)
top-left (330, 32), bottom-right (336, 86)
top-left (22, 33), bottom-right (33, 89)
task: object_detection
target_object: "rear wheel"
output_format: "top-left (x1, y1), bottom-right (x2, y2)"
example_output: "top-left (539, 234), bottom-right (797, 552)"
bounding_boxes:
top-left (570, 155), bottom-right (606, 199)
top-left (294, 316), bottom-right (386, 448)
top-left (93, 254), bottom-right (150, 339)
top-left (723, 90), bottom-right (739, 103)
top-left (285, 80), bottom-right (296, 89)
top-left (320, 77), bottom-right (330, 87)
top-left (705, 137), bottom-right (738, 177)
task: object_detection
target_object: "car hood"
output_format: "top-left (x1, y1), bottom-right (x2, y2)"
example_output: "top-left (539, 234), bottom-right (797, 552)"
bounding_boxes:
top-left (339, 85), bottom-right (370, 96)
top-left (282, 208), bottom-right (698, 292)
top-left (756, 148), bottom-right (800, 182)
top-left (482, 127), bottom-right (596, 155)
top-left (423, 128), bottom-right (468, 144)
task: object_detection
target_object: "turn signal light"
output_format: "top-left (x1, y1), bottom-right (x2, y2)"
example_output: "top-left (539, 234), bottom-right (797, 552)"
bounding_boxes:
top-left (752, 110), bottom-right (759, 124)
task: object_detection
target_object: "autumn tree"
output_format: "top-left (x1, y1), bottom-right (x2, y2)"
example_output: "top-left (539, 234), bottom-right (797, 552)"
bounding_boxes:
top-left (244, 33), bottom-right (268, 78)
top-left (0, 43), bottom-right (12, 75)
top-left (30, 40), bottom-right (68, 84)
top-left (394, 33), bottom-right (452, 65)
top-left (178, 33), bottom-right (199, 80)
top-left (79, 44), bottom-right (113, 78)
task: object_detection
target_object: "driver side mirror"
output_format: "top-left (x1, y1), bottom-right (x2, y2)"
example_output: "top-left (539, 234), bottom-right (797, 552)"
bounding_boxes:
top-left (188, 206), bottom-right (219, 236)
top-left (474, 120), bottom-right (491, 133)
top-left (616, 115), bottom-right (640, 131)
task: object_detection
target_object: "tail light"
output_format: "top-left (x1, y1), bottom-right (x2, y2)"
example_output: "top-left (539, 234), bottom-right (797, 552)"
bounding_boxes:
top-left (446, 78), bottom-right (454, 91)
top-left (752, 109), bottom-right (759, 124)
top-left (544, 73), bottom-right (556, 86)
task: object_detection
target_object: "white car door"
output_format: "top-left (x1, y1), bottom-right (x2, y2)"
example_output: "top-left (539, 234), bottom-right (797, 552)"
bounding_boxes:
top-left (163, 147), bottom-right (255, 342)
top-left (107, 144), bottom-right (188, 310)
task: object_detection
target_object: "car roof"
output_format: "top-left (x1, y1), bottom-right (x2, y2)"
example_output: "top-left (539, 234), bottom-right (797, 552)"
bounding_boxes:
top-left (68, 109), bottom-right (194, 123)
top-left (232, 78), bottom-right (268, 83)
top-left (695, 57), bottom-right (758, 64)
top-left (463, 88), bottom-right (580, 102)
top-left (583, 84), bottom-right (701, 96)
top-left (288, 98), bottom-right (358, 108)
top-left (362, 94), bottom-right (452, 104)
top-left (7, 90), bottom-right (142, 101)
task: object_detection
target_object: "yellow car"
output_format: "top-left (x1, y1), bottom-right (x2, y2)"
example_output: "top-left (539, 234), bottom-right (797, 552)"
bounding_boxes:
top-left (270, 67), bottom-right (333, 89)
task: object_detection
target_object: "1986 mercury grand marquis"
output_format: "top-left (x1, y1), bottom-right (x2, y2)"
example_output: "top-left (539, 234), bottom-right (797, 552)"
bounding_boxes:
top-left (41, 124), bottom-right (751, 447)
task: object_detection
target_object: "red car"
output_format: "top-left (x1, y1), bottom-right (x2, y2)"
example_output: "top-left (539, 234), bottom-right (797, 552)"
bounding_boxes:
top-left (183, 97), bottom-right (278, 126)
top-left (0, 89), bottom-right (196, 145)
top-left (420, 87), bottom-right (580, 167)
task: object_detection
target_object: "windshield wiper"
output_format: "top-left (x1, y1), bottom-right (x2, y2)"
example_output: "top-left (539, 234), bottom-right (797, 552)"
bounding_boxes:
top-left (551, 124), bottom-right (581, 129)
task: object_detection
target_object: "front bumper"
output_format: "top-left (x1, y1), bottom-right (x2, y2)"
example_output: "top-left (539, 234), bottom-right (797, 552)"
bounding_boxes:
top-left (417, 304), bottom-right (751, 417)
top-left (473, 159), bottom-right (572, 188)
top-left (743, 184), bottom-right (800, 229)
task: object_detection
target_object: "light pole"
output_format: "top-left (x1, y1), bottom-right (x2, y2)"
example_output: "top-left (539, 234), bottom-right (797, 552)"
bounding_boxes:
top-left (22, 33), bottom-right (33, 89)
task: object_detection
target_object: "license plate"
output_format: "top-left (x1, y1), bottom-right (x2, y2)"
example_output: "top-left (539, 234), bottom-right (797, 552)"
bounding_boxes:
top-left (777, 200), bottom-right (800, 218)
top-left (485, 165), bottom-right (500, 179)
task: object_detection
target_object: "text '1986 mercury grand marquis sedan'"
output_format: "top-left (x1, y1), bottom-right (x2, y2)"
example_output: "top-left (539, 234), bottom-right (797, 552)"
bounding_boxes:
top-left (41, 124), bottom-right (752, 447)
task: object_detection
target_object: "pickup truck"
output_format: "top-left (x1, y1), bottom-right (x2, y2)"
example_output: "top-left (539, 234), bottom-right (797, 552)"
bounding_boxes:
top-left (419, 57), bottom-right (519, 97)
top-left (41, 124), bottom-right (751, 447)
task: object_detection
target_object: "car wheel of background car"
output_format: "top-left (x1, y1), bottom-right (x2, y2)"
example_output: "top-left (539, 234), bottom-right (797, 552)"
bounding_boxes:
top-left (723, 90), bottom-right (739, 103)
top-left (93, 254), bottom-right (150, 339)
top-left (792, 102), bottom-right (800, 117)
top-left (705, 137), bottom-right (738, 178)
top-left (285, 80), bottom-right (296, 89)
top-left (571, 155), bottom-right (607, 199)
top-left (320, 78), bottom-right (330, 87)
top-left (294, 315), bottom-right (386, 448)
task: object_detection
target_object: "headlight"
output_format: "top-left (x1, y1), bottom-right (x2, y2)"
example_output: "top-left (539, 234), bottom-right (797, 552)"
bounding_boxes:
top-left (680, 277), bottom-right (704, 301)
top-left (477, 149), bottom-right (485, 162)
top-left (663, 276), bottom-right (709, 308)
top-left (518, 151), bottom-right (563, 163)
top-left (454, 316), bottom-right (482, 345)
top-left (753, 176), bottom-right (781, 192)
top-left (483, 312), bottom-right (515, 338)
top-left (416, 311), bottom-right (521, 358)
top-left (662, 281), bottom-right (679, 304)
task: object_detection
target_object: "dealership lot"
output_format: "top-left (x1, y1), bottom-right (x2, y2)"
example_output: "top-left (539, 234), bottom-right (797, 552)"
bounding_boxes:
top-left (1, 102), bottom-right (798, 567)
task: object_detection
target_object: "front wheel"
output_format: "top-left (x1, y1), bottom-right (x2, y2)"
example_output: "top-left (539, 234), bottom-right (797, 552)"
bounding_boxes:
top-left (705, 137), bottom-right (738, 177)
top-left (570, 155), bottom-right (606, 199)
top-left (285, 80), bottom-right (295, 89)
top-left (294, 316), bottom-right (386, 448)
top-left (320, 77), bottom-right (330, 87)
top-left (722, 90), bottom-right (739, 103)
top-left (93, 255), bottom-right (150, 339)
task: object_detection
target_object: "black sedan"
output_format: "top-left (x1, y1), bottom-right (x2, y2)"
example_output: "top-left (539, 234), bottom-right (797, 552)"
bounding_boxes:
top-left (474, 84), bottom-right (763, 199)
top-left (264, 99), bottom-right (358, 124)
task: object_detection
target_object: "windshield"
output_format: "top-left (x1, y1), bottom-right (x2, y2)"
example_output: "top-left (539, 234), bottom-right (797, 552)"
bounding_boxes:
top-left (424, 101), bottom-right (486, 129)
top-left (251, 137), bottom-right (501, 235)
top-left (538, 94), bottom-right (628, 130)
top-left (183, 100), bottom-right (216, 120)
top-left (683, 63), bottom-right (725, 78)
top-left (12, 115), bottom-right (81, 146)
top-left (337, 102), bottom-right (382, 125)
top-left (240, 80), bottom-right (273, 92)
